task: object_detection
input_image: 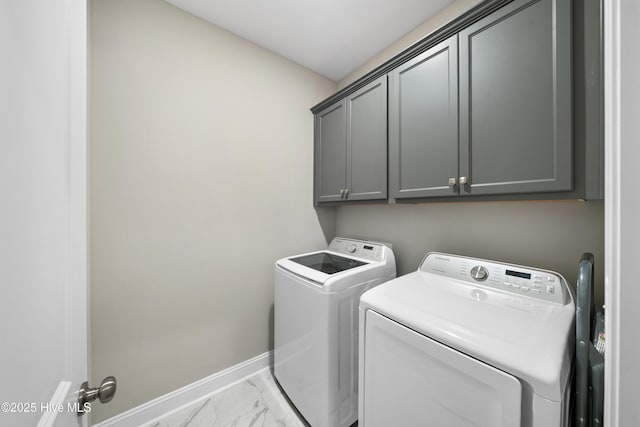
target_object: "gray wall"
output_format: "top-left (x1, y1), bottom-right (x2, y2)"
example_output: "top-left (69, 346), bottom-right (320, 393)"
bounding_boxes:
top-left (89, 0), bottom-right (335, 421)
top-left (336, 201), bottom-right (605, 301)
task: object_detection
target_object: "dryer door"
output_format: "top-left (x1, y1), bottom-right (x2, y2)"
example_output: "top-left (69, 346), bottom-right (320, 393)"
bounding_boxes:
top-left (361, 310), bottom-right (522, 427)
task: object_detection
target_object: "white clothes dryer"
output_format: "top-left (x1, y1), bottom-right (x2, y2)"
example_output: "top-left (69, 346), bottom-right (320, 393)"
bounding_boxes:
top-left (274, 237), bottom-right (396, 427)
top-left (359, 252), bottom-right (575, 427)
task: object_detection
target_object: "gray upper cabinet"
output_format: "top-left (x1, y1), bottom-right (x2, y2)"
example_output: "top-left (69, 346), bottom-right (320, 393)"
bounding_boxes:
top-left (458, 0), bottom-right (572, 196)
top-left (314, 102), bottom-right (347, 203)
top-left (314, 76), bottom-right (387, 204)
top-left (389, 36), bottom-right (458, 199)
top-left (312, 0), bottom-right (599, 204)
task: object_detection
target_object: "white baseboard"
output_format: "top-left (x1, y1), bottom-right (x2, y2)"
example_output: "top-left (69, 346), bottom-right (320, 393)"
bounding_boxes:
top-left (93, 351), bottom-right (272, 427)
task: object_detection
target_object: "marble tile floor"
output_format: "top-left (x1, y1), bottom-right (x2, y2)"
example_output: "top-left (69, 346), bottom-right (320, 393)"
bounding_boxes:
top-left (143, 368), bottom-right (309, 427)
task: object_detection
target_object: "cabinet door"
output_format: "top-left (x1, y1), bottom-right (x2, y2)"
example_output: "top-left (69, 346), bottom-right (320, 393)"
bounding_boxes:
top-left (346, 76), bottom-right (387, 201)
top-left (314, 101), bottom-right (347, 203)
top-left (459, 0), bottom-right (572, 195)
top-left (389, 36), bottom-right (458, 199)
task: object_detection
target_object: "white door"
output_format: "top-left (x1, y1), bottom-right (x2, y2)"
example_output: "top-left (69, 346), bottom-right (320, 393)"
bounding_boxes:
top-left (0, 1), bottom-right (90, 426)
top-left (361, 310), bottom-right (522, 427)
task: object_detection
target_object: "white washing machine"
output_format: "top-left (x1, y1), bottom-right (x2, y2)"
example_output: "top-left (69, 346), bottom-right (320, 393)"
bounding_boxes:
top-left (359, 252), bottom-right (575, 427)
top-left (274, 237), bottom-right (396, 427)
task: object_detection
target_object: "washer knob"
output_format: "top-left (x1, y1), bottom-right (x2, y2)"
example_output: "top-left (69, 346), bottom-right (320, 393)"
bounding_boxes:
top-left (347, 243), bottom-right (357, 253)
top-left (470, 266), bottom-right (489, 281)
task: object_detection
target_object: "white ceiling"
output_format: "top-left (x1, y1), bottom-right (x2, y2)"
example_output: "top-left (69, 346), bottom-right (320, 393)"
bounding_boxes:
top-left (164, 0), bottom-right (455, 82)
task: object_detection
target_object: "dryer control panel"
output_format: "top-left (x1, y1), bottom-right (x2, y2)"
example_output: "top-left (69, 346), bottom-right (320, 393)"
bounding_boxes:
top-left (329, 238), bottom-right (386, 262)
top-left (420, 252), bottom-right (571, 305)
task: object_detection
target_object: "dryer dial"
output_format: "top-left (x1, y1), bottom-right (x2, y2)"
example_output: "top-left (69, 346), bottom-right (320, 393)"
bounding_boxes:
top-left (470, 266), bottom-right (489, 281)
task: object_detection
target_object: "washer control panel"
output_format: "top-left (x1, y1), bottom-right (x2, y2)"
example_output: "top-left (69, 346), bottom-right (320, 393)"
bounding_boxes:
top-left (420, 252), bottom-right (571, 305)
top-left (329, 237), bottom-right (386, 262)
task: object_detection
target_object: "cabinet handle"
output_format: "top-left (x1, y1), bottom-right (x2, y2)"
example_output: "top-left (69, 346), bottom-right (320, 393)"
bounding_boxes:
top-left (448, 177), bottom-right (457, 186)
top-left (340, 189), bottom-right (345, 199)
top-left (459, 176), bottom-right (468, 185)
top-left (344, 188), bottom-right (349, 199)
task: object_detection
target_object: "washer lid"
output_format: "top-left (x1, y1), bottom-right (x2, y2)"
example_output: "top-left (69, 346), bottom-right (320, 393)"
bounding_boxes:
top-left (276, 238), bottom-right (395, 291)
top-left (289, 252), bottom-right (367, 275)
top-left (360, 254), bottom-right (575, 401)
top-left (277, 250), bottom-right (372, 285)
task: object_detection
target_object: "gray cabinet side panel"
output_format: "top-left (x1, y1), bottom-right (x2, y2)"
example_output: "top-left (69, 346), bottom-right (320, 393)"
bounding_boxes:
top-left (459, 0), bottom-right (572, 195)
top-left (581, 0), bottom-right (604, 199)
top-left (314, 101), bottom-right (347, 203)
top-left (389, 36), bottom-right (459, 199)
top-left (347, 76), bottom-right (388, 200)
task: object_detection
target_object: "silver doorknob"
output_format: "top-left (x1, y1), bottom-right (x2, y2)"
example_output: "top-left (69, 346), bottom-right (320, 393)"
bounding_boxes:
top-left (459, 176), bottom-right (468, 185)
top-left (448, 177), bottom-right (457, 186)
top-left (77, 376), bottom-right (117, 414)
